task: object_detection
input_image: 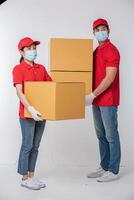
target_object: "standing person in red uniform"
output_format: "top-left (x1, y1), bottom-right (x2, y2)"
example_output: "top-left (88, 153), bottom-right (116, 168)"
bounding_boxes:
top-left (12, 37), bottom-right (52, 190)
top-left (86, 19), bottom-right (121, 182)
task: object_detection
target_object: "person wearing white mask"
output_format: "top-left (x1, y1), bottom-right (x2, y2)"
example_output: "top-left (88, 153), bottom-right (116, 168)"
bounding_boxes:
top-left (86, 19), bottom-right (121, 182)
top-left (12, 37), bottom-right (52, 190)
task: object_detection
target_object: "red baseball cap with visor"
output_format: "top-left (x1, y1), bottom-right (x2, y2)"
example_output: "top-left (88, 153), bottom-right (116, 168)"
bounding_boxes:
top-left (93, 18), bottom-right (109, 29)
top-left (18, 37), bottom-right (40, 50)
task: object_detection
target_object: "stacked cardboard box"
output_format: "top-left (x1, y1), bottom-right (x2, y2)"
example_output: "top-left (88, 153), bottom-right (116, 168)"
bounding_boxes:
top-left (24, 82), bottom-right (85, 120)
top-left (50, 38), bottom-right (93, 94)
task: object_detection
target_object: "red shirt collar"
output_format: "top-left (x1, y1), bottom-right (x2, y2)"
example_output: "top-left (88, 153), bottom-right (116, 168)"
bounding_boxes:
top-left (20, 60), bottom-right (39, 69)
top-left (97, 39), bottom-right (110, 50)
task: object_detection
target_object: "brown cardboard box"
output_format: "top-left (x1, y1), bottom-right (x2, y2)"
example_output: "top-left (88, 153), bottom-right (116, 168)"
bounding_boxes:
top-left (24, 82), bottom-right (85, 120)
top-left (49, 38), bottom-right (93, 71)
top-left (51, 71), bottom-right (92, 94)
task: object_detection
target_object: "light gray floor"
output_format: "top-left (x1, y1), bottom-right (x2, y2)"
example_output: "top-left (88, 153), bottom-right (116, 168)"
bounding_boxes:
top-left (0, 164), bottom-right (134, 200)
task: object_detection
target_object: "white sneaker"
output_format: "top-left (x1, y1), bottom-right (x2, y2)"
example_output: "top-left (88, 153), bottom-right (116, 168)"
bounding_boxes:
top-left (97, 171), bottom-right (119, 182)
top-left (21, 178), bottom-right (41, 190)
top-left (87, 166), bottom-right (106, 178)
top-left (31, 177), bottom-right (46, 188)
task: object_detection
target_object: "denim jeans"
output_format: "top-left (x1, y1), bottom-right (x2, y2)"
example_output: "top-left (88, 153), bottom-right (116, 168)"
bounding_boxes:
top-left (92, 106), bottom-right (121, 174)
top-left (18, 118), bottom-right (46, 175)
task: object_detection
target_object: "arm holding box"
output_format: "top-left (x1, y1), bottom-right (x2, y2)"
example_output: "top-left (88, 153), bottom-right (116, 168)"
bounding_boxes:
top-left (15, 84), bottom-right (42, 121)
top-left (86, 67), bottom-right (117, 106)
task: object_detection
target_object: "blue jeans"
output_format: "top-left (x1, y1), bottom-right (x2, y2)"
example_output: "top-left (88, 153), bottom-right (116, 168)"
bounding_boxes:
top-left (18, 118), bottom-right (46, 175)
top-left (92, 106), bottom-right (121, 174)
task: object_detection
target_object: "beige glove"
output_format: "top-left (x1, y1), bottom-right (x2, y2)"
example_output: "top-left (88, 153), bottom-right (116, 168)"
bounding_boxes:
top-left (27, 106), bottom-right (42, 121)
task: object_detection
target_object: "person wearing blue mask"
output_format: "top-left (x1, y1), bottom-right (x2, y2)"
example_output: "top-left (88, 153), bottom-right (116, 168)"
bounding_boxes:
top-left (86, 19), bottom-right (121, 182)
top-left (12, 37), bottom-right (52, 190)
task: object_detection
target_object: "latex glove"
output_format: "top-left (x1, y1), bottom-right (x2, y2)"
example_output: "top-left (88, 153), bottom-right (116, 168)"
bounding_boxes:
top-left (27, 106), bottom-right (42, 121)
top-left (85, 93), bottom-right (96, 106)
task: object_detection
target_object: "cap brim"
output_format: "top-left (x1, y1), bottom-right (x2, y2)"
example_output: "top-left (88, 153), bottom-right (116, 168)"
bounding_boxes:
top-left (33, 41), bottom-right (40, 45)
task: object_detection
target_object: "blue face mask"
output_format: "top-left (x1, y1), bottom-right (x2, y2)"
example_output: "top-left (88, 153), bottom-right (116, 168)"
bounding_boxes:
top-left (95, 31), bottom-right (108, 42)
top-left (24, 50), bottom-right (37, 61)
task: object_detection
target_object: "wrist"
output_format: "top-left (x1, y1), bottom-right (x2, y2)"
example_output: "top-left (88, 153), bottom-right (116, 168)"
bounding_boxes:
top-left (91, 92), bottom-right (96, 99)
top-left (27, 106), bottom-right (34, 112)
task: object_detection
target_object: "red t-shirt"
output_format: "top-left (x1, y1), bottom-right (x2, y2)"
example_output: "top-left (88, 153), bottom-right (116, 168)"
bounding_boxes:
top-left (12, 60), bottom-right (52, 118)
top-left (93, 39), bottom-right (120, 106)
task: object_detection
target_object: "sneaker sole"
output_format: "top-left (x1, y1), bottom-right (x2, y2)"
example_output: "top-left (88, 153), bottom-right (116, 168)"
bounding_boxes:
top-left (21, 184), bottom-right (41, 190)
top-left (87, 174), bottom-right (104, 178)
top-left (97, 177), bottom-right (119, 183)
top-left (87, 172), bottom-right (106, 178)
top-left (39, 185), bottom-right (46, 188)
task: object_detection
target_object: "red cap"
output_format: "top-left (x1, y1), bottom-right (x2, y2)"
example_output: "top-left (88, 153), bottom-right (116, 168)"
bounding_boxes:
top-left (18, 37), bottom-right (40, 50)
top-left (93, 18), bottom-right (109, 29)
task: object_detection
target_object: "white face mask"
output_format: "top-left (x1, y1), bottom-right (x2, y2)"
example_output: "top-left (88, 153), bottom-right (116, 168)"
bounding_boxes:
top-left (23, 50), bottom-right (37, 61)
top-left (95, 31), bottom-right (108, 42)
